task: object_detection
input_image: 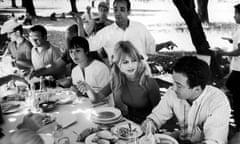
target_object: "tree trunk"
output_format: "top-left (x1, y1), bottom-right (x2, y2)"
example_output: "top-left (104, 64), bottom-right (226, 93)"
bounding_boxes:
top-left (24, 0), bottom-right (36, 17)
top-left (22, 0), bottom-right (27, 8)
top-left (70, 0), bottom-right (78, 12)
top-left (11, 0), bottom-right (17, 8)
top-left (172, 0), bottom-right (223, 82)
top-left (197, 0), bottom-right (209, 23)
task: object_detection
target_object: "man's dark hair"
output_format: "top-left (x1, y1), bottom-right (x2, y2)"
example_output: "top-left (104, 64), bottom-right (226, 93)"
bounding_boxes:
top-left (13, 25), bottom-right (23, 35)
top-left (69, 36), bottom-right (89, 53)
top-left (235, 4), bottom-right (240, 14)
top-left (30, 25), bottom-right (47, 38)
top-left (173, 56), bottom-right (211, 89)
top-left (113, 0), bottom-right (131, 11)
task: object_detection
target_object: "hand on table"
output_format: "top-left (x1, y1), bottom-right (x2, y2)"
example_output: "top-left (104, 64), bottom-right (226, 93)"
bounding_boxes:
top-left (141, 118), bottom-right (158, 135)
top-left (76, 81), bottom-right (92, 95)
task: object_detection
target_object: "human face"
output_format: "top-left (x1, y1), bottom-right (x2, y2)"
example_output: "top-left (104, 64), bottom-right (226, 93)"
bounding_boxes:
top-left (113, 1), bottom-right (130, 26)
top-left (7, 31), bottom-right (17, 41)
top-left (69, 48), bottom-right (88, 65)
top-left (118, 55), bottom-right (138, 79)
top-left (29, 31), bottom-right (46, 47)
top-left (98, 7), bottom-right (109, 19)
top-left (172, 71), bottom-right (195, 101)
top-left (234, 9), bottom-right (240, 24)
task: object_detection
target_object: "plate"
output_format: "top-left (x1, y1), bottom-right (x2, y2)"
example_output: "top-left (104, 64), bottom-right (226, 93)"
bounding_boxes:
top-left (91, 107), bottom-right (121, 122)
top-left (50, 90), bottom-right (76, 104)
top-left (92, 115), bottom-right (123, 125)
top-left (85, 130), bottom-right (118, 144)
top-left (139, 134), bottom-right (179, 144)
top-left (1, 101), bottom-right (25, 114)
top-left (111, 122), bottom-right (143, 140)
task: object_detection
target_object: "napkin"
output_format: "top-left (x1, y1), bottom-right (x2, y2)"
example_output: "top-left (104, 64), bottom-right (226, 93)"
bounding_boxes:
top-left (56, 114), bottom-right (77, 128)
top-left (17, 113), bottom-right (50, 131)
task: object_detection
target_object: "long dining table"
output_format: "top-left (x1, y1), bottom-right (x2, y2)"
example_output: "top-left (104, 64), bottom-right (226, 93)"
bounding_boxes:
top-left (0, 88), bottom-right (134, 144)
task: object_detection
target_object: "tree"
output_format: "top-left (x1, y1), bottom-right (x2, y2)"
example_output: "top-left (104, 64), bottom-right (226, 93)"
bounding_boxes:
top-left (70, 0), bottom-right (78, 13)
top-left (11, 0), bottom-right (17, 8)
top-left (172, 0), bottom-right (223, 82)
top-left (197, 0), bottom-right (209, 23)
top-left (24, 0), bottom-right (36, 17)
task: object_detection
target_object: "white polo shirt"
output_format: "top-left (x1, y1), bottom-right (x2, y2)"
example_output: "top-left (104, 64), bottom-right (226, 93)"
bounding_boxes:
top-left (88, 20), bottom-right (156, 61)
top-left (148, 85), bottom-right (231, 144)
top-left (71, 60), bottom-right (110, 92)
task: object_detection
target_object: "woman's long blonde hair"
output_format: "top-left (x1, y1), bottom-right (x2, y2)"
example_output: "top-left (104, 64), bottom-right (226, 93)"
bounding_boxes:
top-left (111, 41), bottom-right (149, 90)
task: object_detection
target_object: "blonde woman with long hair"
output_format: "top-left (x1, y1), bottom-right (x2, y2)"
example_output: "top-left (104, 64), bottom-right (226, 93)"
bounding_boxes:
top-left (77, 41), bottom-right (160, 124)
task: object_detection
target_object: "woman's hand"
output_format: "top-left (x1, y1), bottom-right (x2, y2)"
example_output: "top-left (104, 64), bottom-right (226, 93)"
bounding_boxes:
top-left (10, 75), bottom-right (29, 86)
top-left (76, 81), bottom-right (91, 95)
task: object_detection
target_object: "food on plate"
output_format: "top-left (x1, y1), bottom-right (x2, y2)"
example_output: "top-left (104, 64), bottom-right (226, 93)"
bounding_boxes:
top-left (139, 134), bottom-right (178, 144)
top-left (92, 137), bottom-right (110, 144)
top-left (2, 94), bottom-right (25, 101)
top-left (117, 127), bottom-right (135, 138)
top-left (97, 130), bottom-right (118, 140)
top-left (96, 111), bottom-right (115, 119)
top-left (1, 102), bottom-right (20, 113)
top-left (112, 123), bottom-right (143, 140)
top-left (86, 130), bottom-right (118, 144)
top-left (42, 115), bottom-right (55, 125)
top-left (77, 127), bottom-right (99, 142)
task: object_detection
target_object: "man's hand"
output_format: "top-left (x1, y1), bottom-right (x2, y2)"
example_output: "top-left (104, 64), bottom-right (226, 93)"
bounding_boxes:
top-left (221, 37), bottom-right (233, 44)
top-left (10, 74), bottom-right (29, 86)
top-left (165, 41), bottom-right (177, 50)
top-left (141, 118), bottom-right (158, 134)
top-left (156, 41), bottom-right (177, 52)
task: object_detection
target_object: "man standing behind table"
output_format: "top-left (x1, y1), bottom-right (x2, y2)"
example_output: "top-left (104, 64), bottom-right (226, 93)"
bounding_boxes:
top-left (88, 0), bottom-right (175, 65)
top-left (141, 56), bottom-right (231, 144)
top-left (1, 19), bottom-right (32, 70)
top-left (28, 25), bottom-right (63, 79)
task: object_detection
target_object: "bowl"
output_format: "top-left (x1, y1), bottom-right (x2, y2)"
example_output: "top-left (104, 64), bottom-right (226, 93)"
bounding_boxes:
top-left (39, 101), bottom-right (56, 112)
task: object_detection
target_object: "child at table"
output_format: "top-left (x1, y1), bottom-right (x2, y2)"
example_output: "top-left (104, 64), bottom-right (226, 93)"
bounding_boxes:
top-left (76, 41), bottom-right (161, 124)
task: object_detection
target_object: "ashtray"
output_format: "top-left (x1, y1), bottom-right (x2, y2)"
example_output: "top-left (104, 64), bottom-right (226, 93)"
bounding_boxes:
top-left (39, 101), bottom-right (56, 112)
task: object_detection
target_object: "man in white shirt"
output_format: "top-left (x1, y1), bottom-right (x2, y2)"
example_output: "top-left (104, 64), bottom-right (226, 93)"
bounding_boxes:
top-left (142, 56), bottom-right (231, 144)
top-left (89, 0), bottom-right (175, 64)
top-left (28, 25), bottom-right (63, 79)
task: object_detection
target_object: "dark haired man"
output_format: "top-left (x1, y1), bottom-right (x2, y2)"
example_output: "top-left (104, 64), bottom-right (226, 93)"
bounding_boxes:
top-left (142, 56), bottom-right (231, 144)
top-left (29, 25), bottom-right (62, 79)
top-left (1, 19), bottom-right (32, 70)
top-left (88, 0), bottom-right (175, 67)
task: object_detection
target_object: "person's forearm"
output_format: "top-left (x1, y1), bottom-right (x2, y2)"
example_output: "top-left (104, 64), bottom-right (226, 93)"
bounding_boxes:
top-left (15, 60), bottom-right (32, 69)
top-left (155, 42), bottom-right (168, 51)
top-left (0, 75), bottom-right (12, 86)
top-left (87, 89), bottom-right (106, 103)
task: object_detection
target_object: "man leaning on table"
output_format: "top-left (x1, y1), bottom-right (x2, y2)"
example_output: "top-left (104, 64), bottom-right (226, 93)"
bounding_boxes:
top-left (141, 56), bottom-right (231, 144)
top-left (1, 19), bottom-right (32, 70)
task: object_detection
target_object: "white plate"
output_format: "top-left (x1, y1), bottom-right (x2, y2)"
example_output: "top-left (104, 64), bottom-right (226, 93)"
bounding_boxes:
top-left (1, 101), bottom-right (25, 114)
top-left (139, 134), bottom-right (179, 144)
top-left (85, 131), bottom-right (118, 144)
top-left (91, 107), bottom-right (121, 122)
top-left (111, 122), bottom-right (143, 140)
top-left (92, 116), bottom-right (123, 124)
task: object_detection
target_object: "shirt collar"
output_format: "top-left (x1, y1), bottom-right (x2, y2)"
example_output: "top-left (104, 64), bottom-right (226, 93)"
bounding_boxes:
top-left (113, 20), bottom-right (132, 30)
top-left (192, 85), bottom-right (209, 105)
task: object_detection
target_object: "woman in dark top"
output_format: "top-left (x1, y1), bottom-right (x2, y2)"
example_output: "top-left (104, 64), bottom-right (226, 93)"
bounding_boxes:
top-left (76, 41), bottom-right (161, 124)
